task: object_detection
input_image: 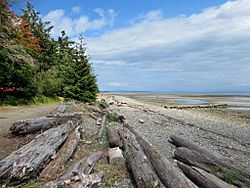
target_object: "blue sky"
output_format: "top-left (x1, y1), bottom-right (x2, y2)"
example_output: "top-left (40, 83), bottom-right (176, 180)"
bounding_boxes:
top-left (12, 0), bottom-right (250, 93)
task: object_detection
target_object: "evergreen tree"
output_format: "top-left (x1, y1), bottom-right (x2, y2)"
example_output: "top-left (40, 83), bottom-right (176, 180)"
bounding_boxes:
top-left (1, 1), bottom-right (99, 102)
top-left (63, 35), bottom-right (99, 102)
top-left (0, 0), bottom-right (36, 99)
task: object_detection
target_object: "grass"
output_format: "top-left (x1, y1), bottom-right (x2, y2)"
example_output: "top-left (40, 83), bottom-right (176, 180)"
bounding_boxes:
top-left (106, 111), bottom-right (119, 123)
top-left (0, 96), bottom-right (62, 106)
top-left (211, 165), bottom-right (240, 185)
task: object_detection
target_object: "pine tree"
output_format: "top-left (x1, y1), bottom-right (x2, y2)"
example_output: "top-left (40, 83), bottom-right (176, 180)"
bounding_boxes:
top-left (63, 35), bottom-right (99, 102)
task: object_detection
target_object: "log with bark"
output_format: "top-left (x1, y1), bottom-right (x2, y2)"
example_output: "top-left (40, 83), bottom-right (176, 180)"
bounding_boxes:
top-left (119, 127), bottom-right (161, 188)
top-left (107, 127), bottom-right (122, 148)
top-left (10, 113), bottom-right (82, 135)
top-left (175, 147), bottom-right (250, 188)
top-left (43, 150), bottom-right (108, 188)
top-left (123, 123), bottom-right (197, 188)
top-left (0, 123), bottom-right (69, 185)
top-left (177, 162), bottom-right (236, 188)
top-left (97, 115), bottom-right (106, 140)
top-left (170, 134), bottom-right (250, 180)
top-left (41, 125), bottom-right (83, 180)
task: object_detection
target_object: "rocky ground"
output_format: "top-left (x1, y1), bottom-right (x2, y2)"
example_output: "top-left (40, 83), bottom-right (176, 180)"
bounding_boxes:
top-left (102, 94), bottom-right (250, 168)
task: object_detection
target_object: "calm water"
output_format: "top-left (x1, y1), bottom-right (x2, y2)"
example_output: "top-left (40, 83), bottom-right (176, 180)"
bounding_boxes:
top-left (227, 106), bottom-right (250, 111)
top-left (173, 98), bottom-right (208, 105)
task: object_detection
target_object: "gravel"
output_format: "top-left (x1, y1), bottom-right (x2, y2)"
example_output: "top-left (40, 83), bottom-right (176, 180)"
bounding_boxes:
top-left (103, 94), bottom-right (250, 167)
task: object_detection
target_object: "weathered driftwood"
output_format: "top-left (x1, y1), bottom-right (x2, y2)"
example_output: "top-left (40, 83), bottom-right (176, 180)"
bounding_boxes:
top-left (123, 123), bottom-right (196, 188)
top-left (177, 162), bottom-right (236, 188)
top-left (61, 149), bottom-right (108, 180)
top-left (41, 125), bottom-right (83, 180)
top-left (44, 150), bottom-right (107, 188)
top-left (0, 123), bottom-right (69, 185)
top-left (119, 128), bottom-right (161, 188)
top-left (56, 103), bottom-right (68, 113)
top-left (43, 172), bottom-right (104, 188)
top-left (97, 115), bottom-right (106, 140)
top-left (10, 113), bottom-right (81, 135)
top-left (170, 134), bottom-right (222, 160)
top-left (86, 105), bottom-right (103, 114)
top-left (107, 127), bottom-right (122, 148)
top-left (175, 147), bottom-right (250, 188)
top-left (164, 104), bottom-right (227, 109)
top-left (108, 147), bottom-right (125, 164)
top-left (170, 134), bottom-right (250, 179)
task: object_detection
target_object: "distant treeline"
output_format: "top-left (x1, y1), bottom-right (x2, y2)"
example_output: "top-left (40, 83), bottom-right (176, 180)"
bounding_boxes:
top-left (0, 0), bottom-right (99, 104)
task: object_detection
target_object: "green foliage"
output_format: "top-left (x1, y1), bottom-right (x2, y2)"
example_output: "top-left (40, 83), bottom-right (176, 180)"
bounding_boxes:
top-left (96, 99), bottom-right (110, 109)
top-left (0, 1), bottom-right (99, 105)
top-left (34, 67), bottom-right (63, 97)
top-left (223, 170), bottom-right (240, 184)
top-left (106, 112), bottom-right (119, 123)
top-left (0, 48), bottom-right (36, 99)
top-left (0, 96), bottom-right (61, 106)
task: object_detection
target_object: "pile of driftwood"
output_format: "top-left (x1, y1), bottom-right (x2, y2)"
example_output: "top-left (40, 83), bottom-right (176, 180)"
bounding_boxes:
top-left (0, 104), bottom-right (109, 187)
top-left (1, 102), bottom-right (248, 188)
top-left (164, 104), bottom-right (227, 110)
top-left (106, 116), bottom-right (249, 188)
top-left (170, 134), bottom-right (250, 188)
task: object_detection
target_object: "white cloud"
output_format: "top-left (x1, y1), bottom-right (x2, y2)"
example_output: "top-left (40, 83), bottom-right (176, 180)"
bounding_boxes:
top-left (108, 82), bottom-right (128, 87)
top-left (43, 8), bottom-right (117, 37)
top-left (72, 6), bottom-right (81, 14)
top-left (86, 0), bottom-right (250, 91)
top-left (131, 9), bottom-right (163, 24)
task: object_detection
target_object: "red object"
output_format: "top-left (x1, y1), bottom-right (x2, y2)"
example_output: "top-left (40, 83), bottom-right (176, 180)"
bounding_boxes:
top-left (0, 87), bottom-right (16, 92)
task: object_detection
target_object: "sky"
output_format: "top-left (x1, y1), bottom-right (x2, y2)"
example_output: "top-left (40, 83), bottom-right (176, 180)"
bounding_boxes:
top-left (12, 0), bottom-right (250, 93)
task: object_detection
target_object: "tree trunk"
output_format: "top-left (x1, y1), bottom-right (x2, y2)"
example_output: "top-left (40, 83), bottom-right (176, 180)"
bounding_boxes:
top-left (0, 123), bottom-right (69, 185)
top-left (107, 127), bottom-right (122, 148)
top-left (175, 147), bottom-right (250, 188)
top-left (119, 127), bottom-right (161, 188)
top-left (123, 123), bottom-right (197, 188)
top-left (41, 125), bottom-right (82, 180)
top-left (170, 134), bottom-right (250, 179)
top-left (177, 162), bottom-right (236, 188)
top-left (10, 113), bottom-right (81, 135)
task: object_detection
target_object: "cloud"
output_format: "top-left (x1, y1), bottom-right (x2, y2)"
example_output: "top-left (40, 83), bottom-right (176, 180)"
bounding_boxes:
top-left (130, 9), bottom-right (163, 25)
top-left (108, 82), bottom-right (128, 87)
top-left (87, 0), bottom-right (250, 91)
top-left (43, 7), bottom-right (117, 37)
top-left (72, 6), bottom-right (81, 14)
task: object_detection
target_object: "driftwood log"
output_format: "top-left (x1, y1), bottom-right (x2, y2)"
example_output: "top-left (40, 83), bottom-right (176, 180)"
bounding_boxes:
top-left (119, 127), bottom-right (161, 188)
top-left (108, 147), bottom-right (125, 164)
top-left (0, 123), bottom-right (69, 185)
top-left (44, 150), bottom-right (107, 187)
top-left (56, 103), bottom-right (68, 113)
top-left (43, 172), bottom-right (104, 188)
top-left (97, 115), bottom-right (106, 140)
top-left (10, 113), bottom-right (81, 135)
top-left (41, 125), bottom-right (83, 180)
top-left (177, 162), bottom-right (236, 188)
top-left (164, 104), bottom-right (227, 110)
top-left (175, 147), bottom-right (250, 188)
top-left (123, 123), bottom-right (196, 188)
top-left (107, 127), bottom-right (122, 148)
top-left (170, 134), bottom-right (250, 179)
